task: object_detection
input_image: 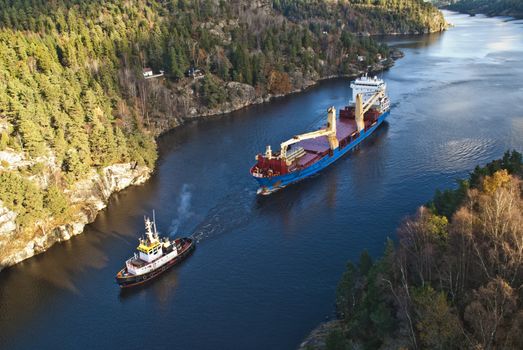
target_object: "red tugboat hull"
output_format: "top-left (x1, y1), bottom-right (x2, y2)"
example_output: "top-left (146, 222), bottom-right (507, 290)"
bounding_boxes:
top-left (115, 238), bottom-right (195, 288)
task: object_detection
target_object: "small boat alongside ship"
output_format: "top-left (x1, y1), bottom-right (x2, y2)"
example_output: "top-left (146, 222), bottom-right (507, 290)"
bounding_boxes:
top-left (250, 75), bottom-right (391, 194)
top-left (115, 215), bottom-right (194, 288)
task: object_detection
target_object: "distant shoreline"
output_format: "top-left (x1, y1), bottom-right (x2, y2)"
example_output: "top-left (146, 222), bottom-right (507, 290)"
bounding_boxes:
top-left (157, 49), bottom-right (402, 138)
top-left (445, 6), bottom-right (523, 20)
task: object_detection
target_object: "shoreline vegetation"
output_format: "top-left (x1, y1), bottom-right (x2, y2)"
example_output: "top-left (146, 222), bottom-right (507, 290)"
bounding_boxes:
top-left (300, 150), bottom-right (523, 350)
top-left (446, 0), bottom-right (523, 20)
top-left (0, 0), bottom-right (444, 269)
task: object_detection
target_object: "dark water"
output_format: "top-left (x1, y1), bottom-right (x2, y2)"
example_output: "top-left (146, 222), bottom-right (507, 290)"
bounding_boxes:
top-left (1, 12), bottom-right (523, 350)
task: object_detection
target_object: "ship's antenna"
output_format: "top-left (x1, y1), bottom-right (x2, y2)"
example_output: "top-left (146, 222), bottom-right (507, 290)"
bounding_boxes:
top-left (143, 215), bottom-right (147, 240)
top-left (152, 210), bottom-right (158, 234)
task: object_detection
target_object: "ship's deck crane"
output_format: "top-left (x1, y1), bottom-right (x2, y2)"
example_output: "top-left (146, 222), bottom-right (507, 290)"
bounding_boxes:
top-left (263, 88), bottom-right (384, 164)
top-left (276, 107), bottom-right (339, 162)
top-left (355, 90), bottom-right (385, 132)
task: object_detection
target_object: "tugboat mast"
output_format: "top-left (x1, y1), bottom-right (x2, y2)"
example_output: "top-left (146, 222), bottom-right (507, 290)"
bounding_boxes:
top-left (143, 217), bottom-right (158, 243)
top-left (152, 209), bottom-right (158, 235)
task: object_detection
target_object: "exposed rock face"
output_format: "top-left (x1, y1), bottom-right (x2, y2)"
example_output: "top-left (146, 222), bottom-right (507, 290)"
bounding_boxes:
top-left (157, 47), bottom-right (399, 133)
top-left (190, 82), bottom-right (258, 117)
top-left (0, 163), bottom-right (150, 270)
top-left (0, 203), bottom-right (17, 235)
top-left (0, 150), bottom-right (26, 170)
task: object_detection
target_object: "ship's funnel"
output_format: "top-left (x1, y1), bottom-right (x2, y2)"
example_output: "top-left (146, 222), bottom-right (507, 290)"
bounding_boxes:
top-left (265, 145), bottom-right (272, 159)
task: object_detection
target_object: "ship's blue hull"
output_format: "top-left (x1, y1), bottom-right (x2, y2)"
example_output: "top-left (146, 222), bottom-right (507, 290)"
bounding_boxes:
top-left (253, 110), bottom-right (390, 194)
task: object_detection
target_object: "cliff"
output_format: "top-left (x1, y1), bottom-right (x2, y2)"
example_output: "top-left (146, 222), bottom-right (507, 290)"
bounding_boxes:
top-left (0, 162), bottom-right (150, 270)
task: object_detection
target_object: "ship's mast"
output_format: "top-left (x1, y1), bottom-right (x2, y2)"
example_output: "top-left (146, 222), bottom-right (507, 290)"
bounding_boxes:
top-left (144, 217), bottom-right (154, 243)
top-left (152, 210), bottom-right (158, 235)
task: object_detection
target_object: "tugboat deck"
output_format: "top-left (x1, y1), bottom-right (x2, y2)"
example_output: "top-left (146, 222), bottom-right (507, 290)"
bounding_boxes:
top-left (130, 258), bottom-right (147, 268)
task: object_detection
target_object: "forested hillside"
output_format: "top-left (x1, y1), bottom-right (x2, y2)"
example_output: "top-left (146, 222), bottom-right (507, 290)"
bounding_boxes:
top-left (274, 0), bottom-right (447, 34)
top-left (323, 151), bottom-right (523, 349)
top-left (0, 0), bottom-right (446, 266)
top-left (448, 0), bottom-right (523, 18)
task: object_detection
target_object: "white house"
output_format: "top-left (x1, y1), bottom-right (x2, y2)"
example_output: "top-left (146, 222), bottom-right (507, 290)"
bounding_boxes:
top-left (143, 68), bottom-right (153, 77)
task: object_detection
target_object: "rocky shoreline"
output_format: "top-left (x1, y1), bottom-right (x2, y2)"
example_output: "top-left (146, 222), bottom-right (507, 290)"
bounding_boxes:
top-left (0, 163), bottom-right (151, 270)
top-left (0, 50), bottom-right (400, 271)
top-left (298, 320), bottom-right (344, 350)
top-left (165, 53), bottom-right (400, 129)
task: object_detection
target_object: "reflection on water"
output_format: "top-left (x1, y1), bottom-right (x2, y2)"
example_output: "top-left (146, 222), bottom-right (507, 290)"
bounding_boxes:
top-left (349, 122), bottom-right (390, 200)
top-left (119, 268), bottom-right (180, 307)
top-left (380, 32), bottom-right (444, 49)
top-left (1, 11), bottom-right (523, 350)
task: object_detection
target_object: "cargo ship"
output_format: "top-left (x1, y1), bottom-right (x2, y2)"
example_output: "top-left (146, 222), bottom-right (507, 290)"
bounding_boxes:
top-left (115, 215), bottom-right (194, 288)
top-left (250, 75), bottom-right (390, 195)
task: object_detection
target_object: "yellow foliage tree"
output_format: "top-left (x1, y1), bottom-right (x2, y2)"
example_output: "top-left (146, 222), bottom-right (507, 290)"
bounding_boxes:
top-left (482, 169), bottom-right (511, 195)
top-left (267, 70), bottom-right (292, 95)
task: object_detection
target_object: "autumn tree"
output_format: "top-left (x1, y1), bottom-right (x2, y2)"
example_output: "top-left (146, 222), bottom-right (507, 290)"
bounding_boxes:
top-left (412, 286), bottom-right (462, 349)
top-left (464, 278), bottom-right (518, 349)
top-left (267, 70), bottom-right (292, 95)
top-left (332, 152), bottom-right (523, 349)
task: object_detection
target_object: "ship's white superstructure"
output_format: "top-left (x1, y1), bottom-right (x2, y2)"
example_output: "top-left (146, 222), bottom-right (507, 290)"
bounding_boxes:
top-left (350, 75), bottom-right (390, 112)
top-left (125, 217), bottom-right (179, 276)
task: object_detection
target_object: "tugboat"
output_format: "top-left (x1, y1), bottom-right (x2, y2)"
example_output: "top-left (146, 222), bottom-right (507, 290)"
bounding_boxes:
top-left (115, 215), bottom-right (195, 288)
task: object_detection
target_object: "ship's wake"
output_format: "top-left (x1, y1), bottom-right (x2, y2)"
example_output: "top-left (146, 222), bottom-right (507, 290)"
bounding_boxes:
top-left (190, 187), bottom-right (255, 243)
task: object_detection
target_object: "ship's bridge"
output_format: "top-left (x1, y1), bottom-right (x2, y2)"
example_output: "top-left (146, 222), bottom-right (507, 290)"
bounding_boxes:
top-left (350, 76), bottom-right (386, 104)
top-left (137, 241), bottom-right (161, 254)
top-left (135, 217), bottom-right (163, 263)
top-left (137, 240), bottom-right (162, 263)
top-left (350, 75), bottom-right (389, 112)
